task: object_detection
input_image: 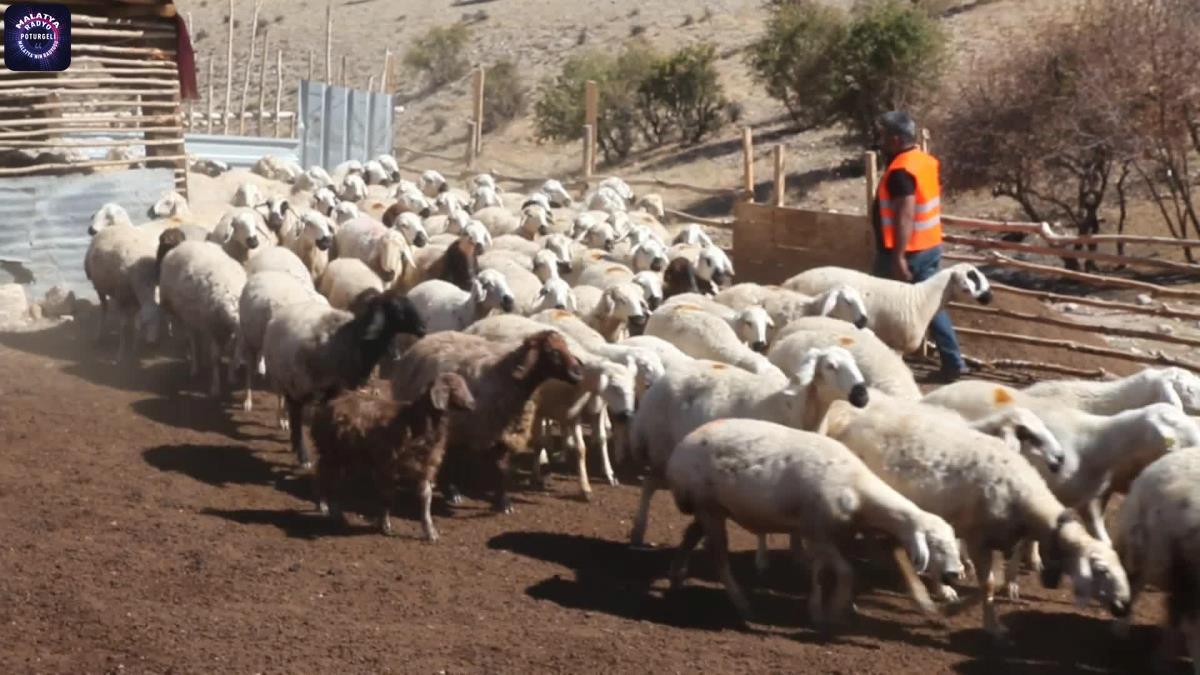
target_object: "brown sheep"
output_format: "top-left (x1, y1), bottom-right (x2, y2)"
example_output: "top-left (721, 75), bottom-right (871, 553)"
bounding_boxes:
top-left (425, 236), bottom-right (478, 291)
top-left (390, 330), bottom-right (584, 512)
top-left (309, 372), bottom-right (476, 540)
top-left (663, 257), bottom-right (703, 299)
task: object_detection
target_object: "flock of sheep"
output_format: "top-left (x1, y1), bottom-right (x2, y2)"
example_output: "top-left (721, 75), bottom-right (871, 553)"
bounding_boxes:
top-left (80, 153), bottom-right (1200, 667)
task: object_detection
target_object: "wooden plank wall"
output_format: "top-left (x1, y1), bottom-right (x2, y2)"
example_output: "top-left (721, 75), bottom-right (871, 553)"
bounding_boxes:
top-left (732, 201), bottom-right (875, 284)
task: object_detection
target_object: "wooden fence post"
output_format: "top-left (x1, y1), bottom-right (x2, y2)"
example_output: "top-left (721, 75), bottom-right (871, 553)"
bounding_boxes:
top-left (255, 36), bottom-right (269, 136)
top-left (864, 150), bottom-right (878, 214)
top-left (274, 50), bottom-right (283, 138)
top-left (325, 1), bottom-right (333, 83)
top-left (307, 49), bottom-right (314, 81)
top-left (340, 54), bottom-right (348, 87)
top-left (584, 79), bottom-right (598, 173)
top-left (206, 56), bottom-right (215, 133)
top-left (582, 124), bottom-right (593, 180)
top-left (921, 127), bottom-right (930, 153)
top-left (380, 48), bottom-right (391, 93)
top-left (185, 12), bottom-right (194, 129)
top-left (741, 126), bottom-right (754, 201)
top-left (472, 67), bottom-right (485, 154)
top-left (773, 144), bottom-right (785, 207)
top-left (223, 0), bottom-right (234, 133)
top-left (238, 0), bottom-right (263, 135)
top-left (465, 121), bottom-right (478, 169)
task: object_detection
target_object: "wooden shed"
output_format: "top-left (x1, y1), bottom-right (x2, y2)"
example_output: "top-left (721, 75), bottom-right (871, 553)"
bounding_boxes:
top-left (0, 0), bottom-right (197, 195)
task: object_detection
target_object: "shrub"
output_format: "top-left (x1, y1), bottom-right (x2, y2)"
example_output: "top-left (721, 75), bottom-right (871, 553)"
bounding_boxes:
top-left (403, 23), bottom-right (471, 88)
top-left (638, 43), bottom-right (729, 144)
top-left (481, 60), bottom-right (527, 133)
top-left (747, 0), bottom-right (946, 138)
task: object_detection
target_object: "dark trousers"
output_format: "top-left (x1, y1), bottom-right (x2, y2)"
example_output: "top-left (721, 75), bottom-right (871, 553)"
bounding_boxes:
top-left (873, 245), bottom-right (964, 371)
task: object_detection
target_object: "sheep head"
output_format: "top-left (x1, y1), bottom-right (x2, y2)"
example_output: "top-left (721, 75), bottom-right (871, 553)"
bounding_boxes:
top-left (373, 231), bottom-right (414, 283)
top-left (817, 285), bottom-right (870, 329)
top-left (949, 264), bottom-right (993, 305)
top-left (89, 203), bottom-right (132, 235)
top-left (696, 245), bottom-right (735, 288)
top-left (1143, 402), bottom-right (1200, 453)
top-left (476, 269), bottom-right (516, 313)
top-left (1042, 514), bottom-right (1131, 617)
top-left (908, 513), bottom-right (965, 586)
top-left (736, 306), bottom-right (773, 353)
top-left (663, 257), bottom-right (701, 299)
top-left (1160, 367), bottom-right (1200, 414)
top-left (429, 372), bottom-right (476, 413)
top-left (393, 211), bottom-right (429, 248)
top-left (600, 284), bottom-right (650, 332)
top-left (299, 211), bottom-right (334, 251)
top-left (632, 271), bottom-right (663, 310)
top-left (789, 346), bottom-right (869, 409)
top-left (540, 179), bottom-right (574, 208)
top-left (520, 205), bottom-right (551, 238)
top-left (511, 330), bottom-right (584, 385)
top-left (149, 191), bottom-right (190, 219)
top-left (534, 278), bottom-right (576, 313)
top-left (632, 239), bottom-right (668, 273)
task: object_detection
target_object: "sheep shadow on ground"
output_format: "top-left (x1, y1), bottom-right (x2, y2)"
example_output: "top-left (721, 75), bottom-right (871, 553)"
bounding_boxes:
top-left (949, 612), bottom-right (1173, 674)
top-left (142, 443), bottom-right (309, 500)
top-left (198, 507), bottom-right (382, 540)
top-left (131, 393), bottom-right (278, 443)
top-left (487, 530), bottom-right (950, 648)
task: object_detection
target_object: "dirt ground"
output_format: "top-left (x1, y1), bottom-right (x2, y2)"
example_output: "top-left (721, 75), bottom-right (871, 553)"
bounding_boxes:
top-left (0, 318), bottom-right (1187, 674)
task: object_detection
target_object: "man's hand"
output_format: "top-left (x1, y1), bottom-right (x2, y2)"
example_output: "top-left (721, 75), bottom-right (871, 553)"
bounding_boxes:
top-left (892, 255), bottom-right (913, 282)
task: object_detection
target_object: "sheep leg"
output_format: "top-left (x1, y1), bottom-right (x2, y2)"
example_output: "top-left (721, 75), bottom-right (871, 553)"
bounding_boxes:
top-left (286, 398), bottom-right (311, 469)
top-left (1083, 499), bottom-right (1113, 545)
top-left (1181, 617), bottom-right (1200, 675)
top-left (668, 519), bottom-right (705, 590)
top-left (969, 543), bottom-right (1007, 641)
top-left (530, 418), bottom-right (547, 489)
top-left (755, 535), bottom-right (770, 575)
top-left (187, 333), bottom-right (199, 377)
top-left (1002, 541), bottom-right (1031, 601)
top-left (277, 394), bottom-right (290, 431)
top-left (629, 476), bottom-right (661, 546)
top-left (373, 454), bottom-right (397, 537)
top-left (115, 311), bottom-right (132, 364)
top-left (1027, 540), bottom-right (1043, 573)
top-left (891, 544), bottom-right (940, 617)
top-left (824, 544), bottom-right (855, 624)
top-left (597, 408), bottom-right (618, 486)
top-left (94, 294), bottom-right (108, 344)
top-left (572, 423), bottom-right (592, 501)
top-left (418, 479), bottom-right (439, 542)
top-left (1112, 569), bottom-right (1142, 639)
top-left (490, 445), bottom-right (513, 514)
top-left (808, 554), bottom-right (827, 625)
top-left (701, 513), bottom-right (751, 622)
top-left (241, 349), bottom-right (254, 413)
top-left (208, 337), bottom-right (223, 398)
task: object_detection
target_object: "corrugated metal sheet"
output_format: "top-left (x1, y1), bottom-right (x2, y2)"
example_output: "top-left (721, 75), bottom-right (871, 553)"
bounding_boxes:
top-left (0, 169), bottom-right (175, 299)
top-left (184, 133), bottom-right (301, 168)
top-left (298, 80), bottom-right (393, 168)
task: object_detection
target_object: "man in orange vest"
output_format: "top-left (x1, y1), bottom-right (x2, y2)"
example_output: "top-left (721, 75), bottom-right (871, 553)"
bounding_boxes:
top-left (872, 111), bottom-right (966, 381)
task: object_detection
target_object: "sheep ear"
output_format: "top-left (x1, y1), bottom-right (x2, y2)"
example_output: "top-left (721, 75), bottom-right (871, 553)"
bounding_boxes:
top-left (908, 531), bottom-right (930, 574)
top-left (429, 379), bottom-right (452, 411)
top-left (567, 291), bottom-right (578, 313)
top-left (1072, 555), bottom-right (1094, 607)
top-left (818, 290), bottom-right (839, 317)
top-left (1156, 376), bottom-right (1184, 410)
top-left (472, 280), bottom-right (487, 304)
top-left (537, 285), bottom-right (549, 298)
top-left (793, 351), bottom-right (821, 388)
top-left (511, 343), bottom-right (540, 381)
top-left (601, 289), bottom-right (616, 315)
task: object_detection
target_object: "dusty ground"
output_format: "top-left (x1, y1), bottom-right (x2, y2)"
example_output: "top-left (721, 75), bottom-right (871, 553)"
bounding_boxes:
top-left (0, 316), bottom-right (1188, 674)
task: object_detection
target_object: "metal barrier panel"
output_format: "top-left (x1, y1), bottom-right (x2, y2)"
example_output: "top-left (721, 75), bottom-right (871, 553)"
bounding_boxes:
top-left (184, 133), bottom-right (301, 168)
top-left (297, 80), bottom-right (393, 169)
top-left (0, 169), bottom-right (176, 297)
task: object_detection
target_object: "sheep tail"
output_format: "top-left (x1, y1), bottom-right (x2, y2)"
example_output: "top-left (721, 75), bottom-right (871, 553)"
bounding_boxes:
top-left (155, 227), bottom-right (186, 279)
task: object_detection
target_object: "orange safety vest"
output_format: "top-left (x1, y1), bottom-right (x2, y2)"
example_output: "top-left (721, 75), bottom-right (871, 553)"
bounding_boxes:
top-left (877, 148), bottom-right (943, 252)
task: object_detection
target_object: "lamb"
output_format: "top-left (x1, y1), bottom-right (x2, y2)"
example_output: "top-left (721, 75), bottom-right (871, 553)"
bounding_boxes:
top-left (573, 214), bottom-right (617, 251)
top-left (540, 179), bottom-right (574, 207)
top-left (406, 269), bottom-right (515, 332)
top-left (474, 204), bottom-right (550, 239)
top-left (333, 216), bottom-right (415, 286)
top-left (769, 317), bottom-right (920, 399)
top-left (231, 182), bottom-right (265, 208)
top-left (317, 258), bottom-right (385, 311)
top-left (471, 184), bottom-right (504, 212)
top-left (418, 169), bottom-right (448, 197)
top-left (381, 190), bottom-right (434, 222)
top-left (89, 203), bottom-right (135, 235)
top-left (83, 220), bottom-right (161, 361)
top-left (252, 155), bottom-right (302, 183)
top-left (644, 302), bottom-right (779, 374)
top-left (294, 165), bottom-right (334, 192)
top-left (784, 263), bottom-right (993, 353)
top-left (390, 331), bottom-right (584, 512)
top-left (1113, 448), bottom-right (1200, 668)
top-left (309, 186), bottom-right (339, 216)
top-left (576, 282), bottom-right (649, 342)
top-left (478, 253), bottom-right (543, 314)
top-left (331, 201), bottom-right (360, 225)
top-left (262, 288), bottom-right (426, 466)
top-left (1023, 367), bottom-right (1200, 415)
top-left (339, 173), bottom-right (369, 202)
top-left (310, 372), bottom-right (476, 540)
top-left (463, 314), bottom-right (637, 498)
top-left (528, 309), bottom-right (665, 392)
top-left (156, 235), bottom-right (248, 396)
top-left (628, 346), bottom-right (869, 546)
top-left (821, 397), bottom-right (1132, 639)
top-left (244, 246), bottom-right (316, 289)
top-left (670, 243), bottom-right (735, 292)
top-left (531, 250), bottom-right (563, 283)
top-left (923, 381), bottom-right (1200, 544)
top-left (392, 211), bottom-right (430, 247)
top-left (235, 271), bottom-right (328, 412)
top-left (717, 284), bottom-right (871, 331)
top-left (209, 207), bottom-right (272, 263)
top-left (279, 209), bottom-right (334, 279)
top-left (530, 277), bottom-right (577, 314)
top-left (362, 160), bottom-right (390, 186)
top-left (148, 190), bottom-right (191, 219)
top-left (667, 418), bottom-right (964, 624)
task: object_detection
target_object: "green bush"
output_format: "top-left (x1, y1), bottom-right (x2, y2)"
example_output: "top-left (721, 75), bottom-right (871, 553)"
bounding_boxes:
top-left (481, 60), bottom-right (527, 133)
top-left (747, 0), bottom-right (946, 139)
top-left (403, 23), bottom-right (471, 88)
top-left (534, 40), bottom-right (729, 161)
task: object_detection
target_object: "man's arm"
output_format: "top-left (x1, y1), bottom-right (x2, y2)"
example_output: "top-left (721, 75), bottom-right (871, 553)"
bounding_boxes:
top-left (890, 194), bottom-right (916, 281)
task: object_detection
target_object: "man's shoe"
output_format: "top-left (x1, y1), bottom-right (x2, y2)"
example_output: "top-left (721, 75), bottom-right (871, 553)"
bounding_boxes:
top-left (937, 365), bottom-right (969, 383)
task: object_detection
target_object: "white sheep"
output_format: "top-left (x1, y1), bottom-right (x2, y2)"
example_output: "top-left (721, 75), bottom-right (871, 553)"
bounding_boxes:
top-left (1023, 367), bottom-right (1200, 415)
top-left (157, 239), bottom-right (248, 396)
top-left (530, 277), bottom-right (577, 314)
top-left (632, 271), bottom-right (664, 310)
top-left (670, 243), bottom-right (735, 291)
top-left (717, 283), bottom-right (871, 332)
top-left (88, 203), bottom-right (134, 235)
top-left (209, 207), bottom-right (273, 263)
top-left (277, 209), bottom-right (334, 279)
top-left (635, 193), bottom-right (665, 219)
top-left (294, 165), bottom-right (334, 192)
top-left (244, 246), bottom-right (315, 290)
top-left (330, 159), bottom-right (364, 185)
top-left (645, 302), bottom-right (779, 374)
top-left (769, 316), bottom-right (919, 399)
top-left (375, 154), bottom-right (402, 182)
top-left (317, 257), bottom-right (385, 310)
top-left (573, 213), bottom-right (617, 251)
top-left (530, 308), bottom-right (665, 393)
top-left (310, 186), bottom-right (339, 216)
top-left (575, 282), bottom-right (649, 342)
top-left (628, 346), bottom-right (869, 546)
top-left (664, 293), bottom-right (775, 353)
top-left (471, 184), bottom-right (504, 212)
top-left (671, 223), bottom-right (714, 248)
top-left (821, 397), bottom-right (1133, 639)
top-left (149, 190), bottom-right (191, 219)
top-left (339, 173), bottom-right (369, 203)
top-left (406, 269), bottom-right (515, 332)
top-left (667, 418), bottom-right (964, 624)
top-left (619, 334), bottom-right (696, 374)
top-left (263, 289), bottom-right (426, 467)
top-left (418, 169), bottom-right (447, 197)
top-left (333, 216), bottom-right (415, 286)
top-left (392, 211), bottom-right (430, 248)
top-left (331, 201), bottom-right (360, 225)
top-left (231, 182), bottom-right (266, 208)
top-left (1113, 448), bottom-right (1200, 664)
top-left (474, 204), bottom-right (550, 239)
top-left (252, 155), bottom-right (302, 182)
top-left (784, 263), bottom-right (992, 353)
top-left (478, 252), bottom-right (543, 314)
top-left (541, 179), bottom-right (574, 207)
top-left (363, 160), bottom-right (390, 186)
top-left (235, 271), bottom-right (328, 412)
top-left (83, 221), bottom-right (161, 361)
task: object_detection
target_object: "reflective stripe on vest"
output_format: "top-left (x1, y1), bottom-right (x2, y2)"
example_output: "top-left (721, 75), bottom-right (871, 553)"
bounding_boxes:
top-left (877, 148), bottom-right (943, 252)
